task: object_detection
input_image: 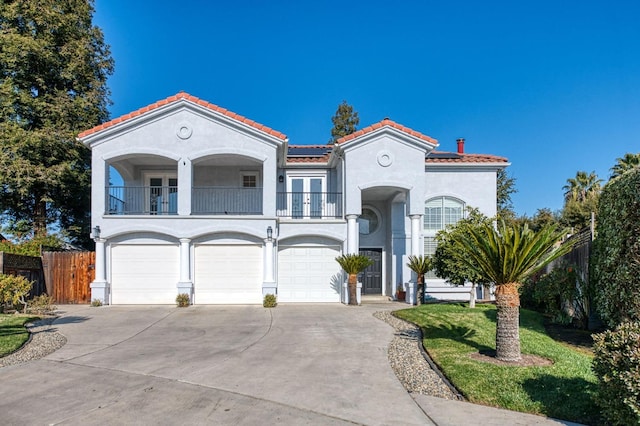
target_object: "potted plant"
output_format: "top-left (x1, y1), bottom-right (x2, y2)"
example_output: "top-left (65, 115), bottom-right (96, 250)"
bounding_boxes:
top-left (396, 284), bottom-right (406, 301)
top-left (335, 253), bottom-right (373, 306)
top-left (407, 255), bottom-right (432, 305)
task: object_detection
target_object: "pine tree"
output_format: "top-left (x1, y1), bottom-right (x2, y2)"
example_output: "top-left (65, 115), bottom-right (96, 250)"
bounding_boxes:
top-left (329, 100), bottom-right (359, 144)
top-left (0, 0), bottom-right (114, 246)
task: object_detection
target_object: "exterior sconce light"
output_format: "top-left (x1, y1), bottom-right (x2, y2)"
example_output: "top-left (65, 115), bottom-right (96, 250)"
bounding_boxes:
top-left (278, 175), bottom-right (284, 183)
top-left (267, 226), bottom-right (273, 242)
top-left (92, 225), bottom-right (101, 239)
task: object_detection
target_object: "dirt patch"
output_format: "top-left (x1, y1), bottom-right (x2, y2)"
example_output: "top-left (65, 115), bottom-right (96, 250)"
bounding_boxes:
top-left (469, 350), bottom-right (553, 367)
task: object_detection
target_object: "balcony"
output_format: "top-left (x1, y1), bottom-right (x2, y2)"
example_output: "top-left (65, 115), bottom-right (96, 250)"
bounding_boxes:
top-left (277, 192), bottom-right (342, 219)
top-left (106, 186), bottom-right (263, 215)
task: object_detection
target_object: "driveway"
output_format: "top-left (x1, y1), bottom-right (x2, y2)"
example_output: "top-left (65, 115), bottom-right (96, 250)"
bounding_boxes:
top-left (0, 304), bottom-right (432, 425)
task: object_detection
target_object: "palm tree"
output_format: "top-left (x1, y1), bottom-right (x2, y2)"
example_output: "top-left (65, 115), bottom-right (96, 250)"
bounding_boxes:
top-left (610, 152), bottom-right (640, 179)
top-left (449, 222), bottom-right (573, 362)
top-left (562, 171), bottom-right (602, 202)
top-left (335, 254), bottom-right (373, 305)
top-left (407, 255), bottom-right (432, 305)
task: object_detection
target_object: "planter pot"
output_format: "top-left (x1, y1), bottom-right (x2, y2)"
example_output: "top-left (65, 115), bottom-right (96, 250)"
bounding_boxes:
top-left (396, 291), bottom-right (406, 301)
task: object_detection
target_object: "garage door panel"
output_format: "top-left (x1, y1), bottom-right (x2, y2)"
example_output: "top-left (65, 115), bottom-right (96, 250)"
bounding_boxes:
top-left (194, 245), bottom-right (262, 304)
top-left (111, 245), bottom-right (178, 304)
top-left (278, 246), bottom-right (342, 303)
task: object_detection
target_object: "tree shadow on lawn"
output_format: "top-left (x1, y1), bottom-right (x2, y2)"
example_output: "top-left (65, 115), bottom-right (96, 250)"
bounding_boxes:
top-left (421, 322), bottom-right (492, 353)
top-left (522, 374), bottom-right (600, 425)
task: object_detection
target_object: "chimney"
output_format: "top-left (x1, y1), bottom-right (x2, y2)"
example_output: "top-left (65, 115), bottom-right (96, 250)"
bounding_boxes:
top-left (456, 138), bottom-right (465, 154)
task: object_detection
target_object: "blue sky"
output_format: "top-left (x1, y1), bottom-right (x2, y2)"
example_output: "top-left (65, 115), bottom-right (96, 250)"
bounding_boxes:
top-left (93, 0), bottom-right (640, 217)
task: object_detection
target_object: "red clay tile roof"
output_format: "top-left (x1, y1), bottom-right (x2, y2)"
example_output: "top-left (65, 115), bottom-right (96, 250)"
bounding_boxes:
top-left (78, 92), bottom-right (288, 140)
top-left (335, 118), bottom-right (438, 145)
top-left (426, 151), bottom-right (508, 163)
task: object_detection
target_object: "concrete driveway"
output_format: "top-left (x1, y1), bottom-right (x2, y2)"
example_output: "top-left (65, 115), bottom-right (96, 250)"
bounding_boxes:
top-left (0, 304), bottom-right (432, 425)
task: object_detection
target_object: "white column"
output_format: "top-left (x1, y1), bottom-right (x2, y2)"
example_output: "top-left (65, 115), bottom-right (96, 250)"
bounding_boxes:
top-left (90, 237), bottom-right (109, 304)
top-left (262, 238), bottom-right (277, 296)
top-left (410, 214), bottom-right (422, 256)
top-left (177, 238), bottom-right (193, 301)
top-left (178, 158), bottom-right (192, 215)
top-left (346, 214), bottom-right (359, 254)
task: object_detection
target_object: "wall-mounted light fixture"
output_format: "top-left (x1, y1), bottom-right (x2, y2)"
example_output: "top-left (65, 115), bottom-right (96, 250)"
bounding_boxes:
top-left (278, 175), bottom-right (284, 183)
top-left (92, 225), bottom-right (101, 239)
top-left (267, 226), bottom-right (273, 242)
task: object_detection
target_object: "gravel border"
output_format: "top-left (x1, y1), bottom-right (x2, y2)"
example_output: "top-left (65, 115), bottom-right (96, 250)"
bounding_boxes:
top-left (0, 316), bottom-right (66, 367)
top-left (374, 310), bottom-right (463, 400)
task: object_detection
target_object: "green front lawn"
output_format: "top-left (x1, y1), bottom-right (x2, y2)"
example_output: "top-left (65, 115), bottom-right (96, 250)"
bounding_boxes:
top-left (0, 314), bottom-right (39, 357)
top-left (395, 303), bottom-right (599, 425)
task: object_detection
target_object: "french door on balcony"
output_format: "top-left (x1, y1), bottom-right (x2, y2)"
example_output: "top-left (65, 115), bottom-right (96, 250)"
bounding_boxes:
top-left (288, 175), bottom-right (325, 218)
top-left (147, 174), bottom-right (177, 214)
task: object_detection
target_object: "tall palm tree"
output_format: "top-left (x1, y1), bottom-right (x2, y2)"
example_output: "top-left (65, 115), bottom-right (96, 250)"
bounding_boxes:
top-left (562, 171), bottom-right (602, 202)
top-left (407, 255), bottom-right (432, 305)
top-left (449, 222), bottom-right (573, 362)
top-left (335, 254), bottom-right (373, 305)
top-left (610, 152), bottom-right (640, 180)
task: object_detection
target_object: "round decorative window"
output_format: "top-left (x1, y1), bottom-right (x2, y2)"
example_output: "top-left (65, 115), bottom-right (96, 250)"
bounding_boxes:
top-left (359, 208), bottom-right (380, 235)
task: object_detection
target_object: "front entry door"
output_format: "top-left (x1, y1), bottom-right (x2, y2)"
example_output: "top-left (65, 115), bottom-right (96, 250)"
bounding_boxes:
top-left (359, 248), bottom-right (382, 294)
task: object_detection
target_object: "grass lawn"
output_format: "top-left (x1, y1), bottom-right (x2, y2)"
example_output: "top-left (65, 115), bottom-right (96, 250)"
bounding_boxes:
top-left (395, 303), bottom-right (599, 425)
top-left (0, 314), bottom-right (39, 357)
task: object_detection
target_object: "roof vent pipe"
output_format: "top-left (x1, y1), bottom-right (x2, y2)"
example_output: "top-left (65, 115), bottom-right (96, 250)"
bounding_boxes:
top-left (456, 138), bottom-right (465, 154)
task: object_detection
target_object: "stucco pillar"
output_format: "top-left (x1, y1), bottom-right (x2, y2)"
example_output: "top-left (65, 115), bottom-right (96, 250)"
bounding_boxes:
top-left (178, 158), bottom-right (192, 215)
top-left (410, 214), bottom-right (422, 256)
top-left (262, 238), bottom-right (277, 297)
top-left (90, 237), bottom-right (109, 305)
top-left (177, 238), bottom-right (193, 302)
top-left (346, 214), bottom-right (359, 254)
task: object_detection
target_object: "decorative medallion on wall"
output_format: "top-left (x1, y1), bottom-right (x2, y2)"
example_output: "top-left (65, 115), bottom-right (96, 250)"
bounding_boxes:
top-left (377, 150), bottom-right (393, 167)
top-left (176, 122), bottom-right (193, 140)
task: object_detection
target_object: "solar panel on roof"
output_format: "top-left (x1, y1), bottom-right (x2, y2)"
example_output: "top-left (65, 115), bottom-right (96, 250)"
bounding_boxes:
top-left (427, 152), bottom-right (462, 159)
top-left (287, 146), bottom-right (332, 156)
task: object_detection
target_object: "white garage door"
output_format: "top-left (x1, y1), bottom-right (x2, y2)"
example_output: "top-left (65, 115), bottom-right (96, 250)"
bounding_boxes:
top-left (278, 246), bottom-right (342, 302)
top-left (194, 245), bottom-right (262, 304)
top-left (111, 244), bottom-right (178, 304)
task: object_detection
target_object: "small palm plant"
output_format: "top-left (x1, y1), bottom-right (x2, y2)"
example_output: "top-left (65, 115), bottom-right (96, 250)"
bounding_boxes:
top-left (449, 221), bottom-right (573, 361)
top-left (407, 255), bottom-right (432, 305)
top-left (335, 253), bottom-right (373, 306)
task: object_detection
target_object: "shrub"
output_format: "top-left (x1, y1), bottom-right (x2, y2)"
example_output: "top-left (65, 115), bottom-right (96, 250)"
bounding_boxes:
top-left (592, 321), bottom-right (640, 425)
top-left (28, 294), bottom-right (56, 315)
top-left (91, 298), bottom-right (103, 307)
top-left (263, 293), bottom-right (277, 308)
top-left (521, 263), bottom-right (588, 327)
top-left (176, 293), bottom-right (190, 307)
top-left (591, 167), bottom-right (640, 327)
top-left (0, 274), bottom-right (32, 313)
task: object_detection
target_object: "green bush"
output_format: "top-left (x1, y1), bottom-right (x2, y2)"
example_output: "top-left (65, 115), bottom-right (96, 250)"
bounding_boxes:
top-left (521, 263), bottom-right (587, 327)
top-left (263, 293), bottom-right (277, 308)
top-left (591, 168), bottom-right (640, 327)
top-left (592, 321), bottom-right (640, 425)
top-left (27, 294), bottom-right (56, 315)
top-left (90, 298), bottom-right (103, 307)
top-left (176, 293), bottom-right (190, 307)
top-left (0, 274), bottom-right (32, 312)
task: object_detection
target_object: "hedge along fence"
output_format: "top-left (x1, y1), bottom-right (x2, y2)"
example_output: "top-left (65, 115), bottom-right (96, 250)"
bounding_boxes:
top-left (591, 167), bottom-right (640, 328)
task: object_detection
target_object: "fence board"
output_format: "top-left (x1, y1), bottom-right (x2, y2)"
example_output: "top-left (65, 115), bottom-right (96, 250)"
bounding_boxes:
top-left (42, 252), bottom-right (95, 304)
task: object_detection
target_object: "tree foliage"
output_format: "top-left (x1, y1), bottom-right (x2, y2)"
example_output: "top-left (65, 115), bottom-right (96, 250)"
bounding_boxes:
top-left (496, 169), bottom-right (517, 221)
top-left (0, 274), bottom-right (32, 312)
top-left (433, 208), bottom-right (493, 287)
top-left (610, 152), bottom-right (640, 180)
top-left (0, 0), bottom-right (114, 247)
top-left (591, 167), bottom-right (640, 328)
top-left (407, 255), bottom-right (432, 305)
top-left (561, 171), bottom-right (600, 230)
top-left (329, 100), bottom-right (359, 144)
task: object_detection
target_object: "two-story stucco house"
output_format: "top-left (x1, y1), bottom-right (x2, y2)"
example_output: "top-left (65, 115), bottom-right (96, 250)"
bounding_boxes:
top-left (79, 92), bottom-right (509, 305)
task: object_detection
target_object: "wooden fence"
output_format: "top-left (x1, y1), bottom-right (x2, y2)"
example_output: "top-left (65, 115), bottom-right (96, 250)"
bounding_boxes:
top-left (42, 251), bottom-right (95, 304)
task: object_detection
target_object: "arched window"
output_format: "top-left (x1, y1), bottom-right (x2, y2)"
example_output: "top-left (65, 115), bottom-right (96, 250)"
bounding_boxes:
top-left (424, 197), bottom-right (465, 277)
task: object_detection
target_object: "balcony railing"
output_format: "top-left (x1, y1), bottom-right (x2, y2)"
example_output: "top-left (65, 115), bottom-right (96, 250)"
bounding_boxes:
top-left (107, 186), bottom-right (178, 215)
top-left (276, 192), bottom-right (342, 218)
top-left (106, 186), bottom-right (262, 215)
top-left (192, 187), bottom-right (262, 215)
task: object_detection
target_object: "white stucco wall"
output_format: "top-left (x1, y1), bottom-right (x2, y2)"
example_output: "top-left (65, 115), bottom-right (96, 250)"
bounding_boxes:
top-left (425, 167), bottom-right (498, 216)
